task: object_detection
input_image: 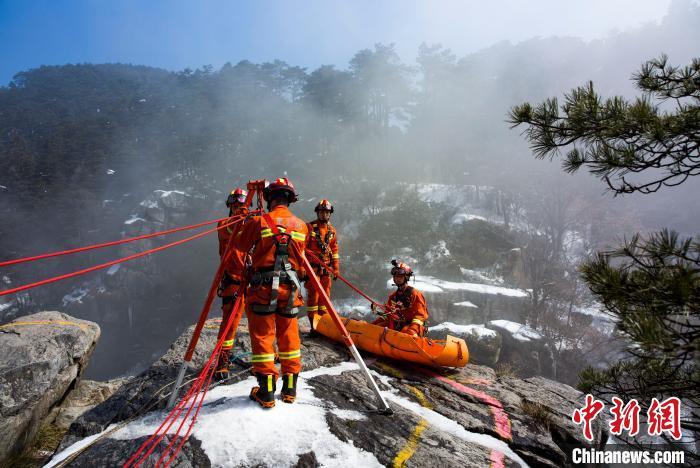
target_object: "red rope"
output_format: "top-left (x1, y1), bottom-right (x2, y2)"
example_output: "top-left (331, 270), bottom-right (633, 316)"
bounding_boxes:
top-left (305, 251), bottom-right (390, 313)
top-left (0, 215), bottom-right (246, 298)
top-left (0, 216), bottom-right (229, 268)
top-left (125, 293), bottom-right (244, 468)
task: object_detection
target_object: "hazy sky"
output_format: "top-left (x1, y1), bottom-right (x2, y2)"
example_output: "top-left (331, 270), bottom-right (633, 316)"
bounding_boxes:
top-left (0, 0), bottom-right (674, 85)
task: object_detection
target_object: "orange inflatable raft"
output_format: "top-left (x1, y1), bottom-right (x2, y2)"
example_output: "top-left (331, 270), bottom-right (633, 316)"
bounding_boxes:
top-left (313, 314), bottom-right (469, 368)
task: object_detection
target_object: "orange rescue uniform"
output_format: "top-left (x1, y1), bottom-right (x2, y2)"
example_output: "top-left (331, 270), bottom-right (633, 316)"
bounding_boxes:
top-left (216, 206), bottom-right (248, 352)
top-left (230, 205), bottom-right (308, 377)
top-left (305, 219), bottom-right (339, 320)
top-left (373, 286), bottom-right (429, 336)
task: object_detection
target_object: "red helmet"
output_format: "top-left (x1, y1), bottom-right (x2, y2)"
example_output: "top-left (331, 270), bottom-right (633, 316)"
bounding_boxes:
top-left (315, 199), bottom-right (334, 213)
top-left (226, 188), bottom-right (247, 206)
top-left (263, 177), bottom-right (298, 203)
top-left (391, 259), bottom-right (413, 279)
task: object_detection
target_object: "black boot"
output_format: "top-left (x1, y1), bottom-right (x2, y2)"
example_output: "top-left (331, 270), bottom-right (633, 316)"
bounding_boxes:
top-left (250, 374), bottom-right (276, 408)
top-left (281, 373), bottom-right (299, 403)
top-left (214, 349), bottom-right (231, 382)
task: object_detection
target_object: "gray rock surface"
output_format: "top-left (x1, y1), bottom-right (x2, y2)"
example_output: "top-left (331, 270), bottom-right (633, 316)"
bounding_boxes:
top-left (428, 322), bottom-right (502, 366)
top-left (0, 311), bottom-right (100, 462)
top-left (487, 320), bottom-right (554, 378)
top-left (56, 321), bottom-right (605, 467)
top-left (49, 377), bottom-right (129, 430)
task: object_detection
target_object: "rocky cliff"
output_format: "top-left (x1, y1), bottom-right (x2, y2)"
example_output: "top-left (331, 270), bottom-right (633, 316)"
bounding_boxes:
top-left (0, 312), bottom-right (100, 463)
top-left (51, 318), bottom-right (606, 467)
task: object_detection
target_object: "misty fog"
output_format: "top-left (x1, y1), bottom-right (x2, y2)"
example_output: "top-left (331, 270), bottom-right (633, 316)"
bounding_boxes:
top-left (0, 0), bottom-right (698, 382)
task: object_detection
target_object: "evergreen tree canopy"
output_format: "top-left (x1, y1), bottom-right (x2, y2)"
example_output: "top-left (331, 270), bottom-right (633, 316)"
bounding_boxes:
top-left (510, 57), bottom-right (699, 459)
top-left (509, 55), bottom-right (700, 195)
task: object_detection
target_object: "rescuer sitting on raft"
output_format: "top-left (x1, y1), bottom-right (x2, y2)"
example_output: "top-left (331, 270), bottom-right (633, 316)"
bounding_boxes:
top-left (372, 260), bottom-right (428, 337)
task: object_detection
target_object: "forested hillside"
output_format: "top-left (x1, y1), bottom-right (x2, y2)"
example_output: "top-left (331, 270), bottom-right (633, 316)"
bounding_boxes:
top-left (1, 1), bottom-right (698, 379)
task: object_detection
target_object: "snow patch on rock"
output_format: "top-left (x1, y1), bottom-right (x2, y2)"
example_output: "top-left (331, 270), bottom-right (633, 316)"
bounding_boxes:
top-left (488, 320), bottom-right (541, 342)
top-left (105, 362), bottom-right (381, 467)
top-left (124, 215), bottom-right (146, 225)
top-left (431, 322), bottom-right (497, 338)
top-left (62, 288), bottom-right (89, 306)
top-left (389, 276), bottom-right (528, 298)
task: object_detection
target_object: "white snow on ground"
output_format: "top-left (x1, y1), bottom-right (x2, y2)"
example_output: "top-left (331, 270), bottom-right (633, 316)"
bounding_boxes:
top-left (334, 297), bottom-right (373, 317)
top-left (370, 371), bottom-right (529, 467)
top-left (139, 199), bottom-right (159, 209)
top-left (424, 240), bottom-right (451, 262)
top-left (402, 278), bottom-right (444, 293)
top-left (154, 190), bottom-right (188, 198)
top-left (44, 427), bottom-right (118, 468)
top-left (488, 320), bottom-right (541, 342)
top-left (48, 361), bottom-right (529, 467)
top-left (124, 215), bottom-right (146, 225)
top-left (453, 301), bottom-right (478, 308)
top-left (105, 362), bottom-right (381, 467)
top-left (106, 169), bottom-right (116, 175)
top-left (0, 184), bottom-right (7, 190)
top-left (106, 264), bottom-right (121, 276)
top-left (574, 304), bottom-right (610, 320)
top-left (431, 322), bottom-right (497, 338)
top-left (389, 276), bottom-right (528, 298)
top-left (0, 302), bottom-right (13, 313)
top-left (451, 213), bottom-right (487, 224)
top-left (2, 275), bottom-right (11, 284)
top-left (460, 268), bottom-right (502, 285)
top-left (62, 288), bottom-right (89, 306)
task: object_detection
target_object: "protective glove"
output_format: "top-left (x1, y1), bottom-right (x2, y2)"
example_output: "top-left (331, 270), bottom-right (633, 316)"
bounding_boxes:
top-left (400, 323), bottom-right (422, 337)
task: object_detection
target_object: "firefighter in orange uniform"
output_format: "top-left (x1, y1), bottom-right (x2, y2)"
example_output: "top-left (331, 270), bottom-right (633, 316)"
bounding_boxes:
top-left (305, 199), bottom-right (339, 329)
top-left (229, 178), bottom-right (308, 408)
top-left (372, 260), bottom-right (429, 337)
top-left (214, 188), bottom-right (249, 381)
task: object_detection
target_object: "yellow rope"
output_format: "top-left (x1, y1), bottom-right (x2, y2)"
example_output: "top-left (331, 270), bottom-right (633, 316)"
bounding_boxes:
top-left (0, 320), bottom-right (89, 331)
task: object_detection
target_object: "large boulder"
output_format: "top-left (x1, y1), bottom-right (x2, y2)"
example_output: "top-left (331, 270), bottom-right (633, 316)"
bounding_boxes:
top-left (0, 311), bottom-right (100, 462)
top-left (53, 321), bottom-right (605, 467)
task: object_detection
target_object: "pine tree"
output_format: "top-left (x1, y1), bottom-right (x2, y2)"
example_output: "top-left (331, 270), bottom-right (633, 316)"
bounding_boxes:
top-left (509, 56), bottom-right (699, 459)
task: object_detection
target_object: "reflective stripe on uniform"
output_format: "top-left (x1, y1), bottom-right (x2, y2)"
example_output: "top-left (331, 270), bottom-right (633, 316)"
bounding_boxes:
top-left (411, 319), bottom-right (424, 325)
top-left (222, 339), bottom-right (234, 349)
top-left (267, 375), bottom-right (274, 392)
top-left (318, 305), bottom-right (327, 311)
top-left (290, 231), bottom-right (306, 241)
top-left (287, 374), bottom-right (294, 389)
top-left (332, 253), bottom-right (340, 259)
top-left (260, 228), bottom-right (274, 238)
top-left (278, 349), bottom-right (301, 360)
top-left (251, 353), bottom-right (276, 363)
top-left (307, 306), bottom-right (319, 311)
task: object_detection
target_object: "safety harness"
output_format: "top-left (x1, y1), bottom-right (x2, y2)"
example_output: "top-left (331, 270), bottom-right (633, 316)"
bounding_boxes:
top-left (311, 221), bottom-right (333, 275)
top-left (250, 213), bottom-right (303, 317)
